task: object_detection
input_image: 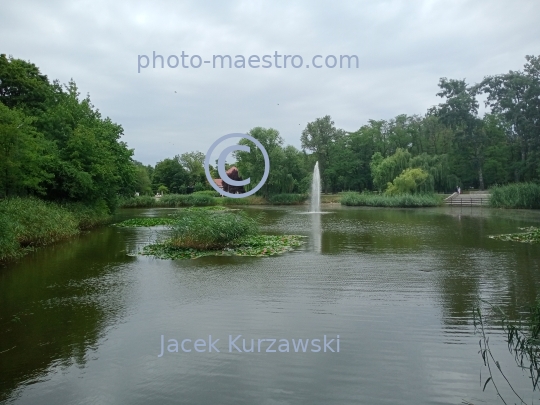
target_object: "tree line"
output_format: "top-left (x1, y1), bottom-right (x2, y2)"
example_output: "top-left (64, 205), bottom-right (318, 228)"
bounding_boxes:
top-left (2, 54), bottom-right (539, 205)
top-left (0, 54), bottom-right (135, 211)
top-left (147, 55), bottom-right (540, 197)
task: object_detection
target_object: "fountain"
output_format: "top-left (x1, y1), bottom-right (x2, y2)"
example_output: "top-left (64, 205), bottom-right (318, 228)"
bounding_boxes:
top-left (310, 161), bottom-right (321, 213)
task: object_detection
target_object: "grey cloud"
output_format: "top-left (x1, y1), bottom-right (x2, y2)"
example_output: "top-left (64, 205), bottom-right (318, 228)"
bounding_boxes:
top-left (1, 0), bottom-right (539, 164)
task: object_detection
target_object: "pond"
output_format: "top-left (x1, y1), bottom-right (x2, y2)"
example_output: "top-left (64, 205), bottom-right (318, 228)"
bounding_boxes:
top-left (1, 206), bottom-right (540, 404)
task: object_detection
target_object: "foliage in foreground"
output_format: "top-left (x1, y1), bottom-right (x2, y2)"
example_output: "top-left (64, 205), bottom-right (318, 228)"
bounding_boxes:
top-left (490, 183), bottom-right (540, 209)
top-left (474, 299), bottom-right (540, 404)
top-left (0, 197), bottom-right (110, 262)
top-left (340, 192), bottom-right (443, 207)
top-left (489, 227), bottom-right (540, 243)
top-left (142, 235), bottom-right (305, 259)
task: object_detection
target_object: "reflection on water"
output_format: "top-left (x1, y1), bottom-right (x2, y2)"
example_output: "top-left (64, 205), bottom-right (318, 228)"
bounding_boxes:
top-left (311, 213), bottom-right (322, 253)
top-left (0, 206), bottom-right (540, 404)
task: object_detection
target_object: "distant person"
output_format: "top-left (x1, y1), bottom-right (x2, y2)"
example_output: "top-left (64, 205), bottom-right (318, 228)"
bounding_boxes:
top-left (458, 186), bottom-right (461, 194)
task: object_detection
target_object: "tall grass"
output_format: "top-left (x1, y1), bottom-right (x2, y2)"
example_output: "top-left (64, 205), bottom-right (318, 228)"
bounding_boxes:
top-left (119, 194), bottom-right (217, 208)
top-left (340, 192), bottom-right (443, 207)
top-left (268, 194), bottom-right (307, 205)
top-left (217, 196), bottom-right (266, 205)
top-left (490, 183), bottom-right (540, 209)
top-left (119, 196), bottom-right (156, 208)
top-left (0, 197), bottom-right (111, 262)
top-left (168, 208), bottom-right (259, 249)
top-left (159, 194), bottom-right (216, 207)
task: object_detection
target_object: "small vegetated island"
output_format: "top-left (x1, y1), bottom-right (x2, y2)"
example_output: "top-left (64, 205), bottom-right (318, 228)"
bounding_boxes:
top-left (115, 207), bottom-right (305, 259)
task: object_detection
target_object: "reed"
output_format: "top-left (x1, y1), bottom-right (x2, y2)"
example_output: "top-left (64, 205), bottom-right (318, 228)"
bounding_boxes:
top-left (490, 183), bottom-right (540, 209)
top-left (340, 192), bottom-right (442, 207)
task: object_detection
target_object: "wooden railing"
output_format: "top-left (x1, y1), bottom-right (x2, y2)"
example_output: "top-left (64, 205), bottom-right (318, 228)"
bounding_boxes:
top-left (445, 197), bottom-right (489, 206)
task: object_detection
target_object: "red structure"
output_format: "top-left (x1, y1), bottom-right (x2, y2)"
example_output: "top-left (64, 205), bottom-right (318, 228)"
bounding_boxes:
top-left (213, 166), bottom-right (245, 195)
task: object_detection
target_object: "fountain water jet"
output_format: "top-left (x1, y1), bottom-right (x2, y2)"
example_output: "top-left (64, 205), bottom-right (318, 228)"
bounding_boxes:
top-left (310, 161), bottom-right (321, 213)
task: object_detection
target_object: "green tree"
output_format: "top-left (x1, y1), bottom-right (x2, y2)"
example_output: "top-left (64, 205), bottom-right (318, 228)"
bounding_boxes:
top-left (133, 161), bottom-right (153, 195)
top-left (179, 151), bottom-right (206, 187)
top-left (235, 127), bottom-right (285, 197)
top-left (370, 148), bottom-right (411, 192)
top-left (153, 156), bottom-right (188, 194)
top-left (435, 78), bottom-right (490, 189)
top-left (301, 115), bottom-right (344, 192)
top-left (478, 55), bottom-right (540, 182)
top-left (386, 168), bottom-right (429, 195)
top-left (0, 102), bottom-right (51, 197)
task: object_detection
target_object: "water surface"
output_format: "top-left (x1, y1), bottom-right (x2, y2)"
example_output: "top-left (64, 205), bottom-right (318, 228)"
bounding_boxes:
top-left (1, 206), bottom-right (540, 404)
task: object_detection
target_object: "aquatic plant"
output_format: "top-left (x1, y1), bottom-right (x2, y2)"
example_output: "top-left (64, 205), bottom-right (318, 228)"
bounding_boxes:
top-left (114, 217), bottom-right (176, 227)
top-left (489, 227), bottom-right (540, 243)
top-left (142, 235), bottom-right (305, 259)
top-left (490, 183), bottom-right (540, 209)
top-left (119, 196), bottom-right (156, 208)
top-left (168, 209), bottom-right (259, 249)
top-left (340, 192), bottom-right (442, 207)
top-left (474, 299), bottom-right (540, 404)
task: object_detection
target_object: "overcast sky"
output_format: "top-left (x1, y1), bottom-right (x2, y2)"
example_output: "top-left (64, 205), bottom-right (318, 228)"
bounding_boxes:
top-left (2, 0), bottom-right (539, 165)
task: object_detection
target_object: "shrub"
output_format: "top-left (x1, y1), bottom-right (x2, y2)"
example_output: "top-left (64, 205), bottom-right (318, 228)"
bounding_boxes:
top-left (340, 192), bottom-right (442, 207)
top-left (268, 193), bottom-right (307, 205)
top-left (168, 209), bottom-right (259, 249)
top-left (490, 183), bottom-right (540, 209)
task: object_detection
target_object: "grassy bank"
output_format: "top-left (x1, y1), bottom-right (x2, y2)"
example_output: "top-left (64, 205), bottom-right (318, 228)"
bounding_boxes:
top-left (490, 183), bottom-right (540, 209)
top-left (340, 192), bottom-right (443, 207)
top-left (0, 197), bottom-right (110, 262)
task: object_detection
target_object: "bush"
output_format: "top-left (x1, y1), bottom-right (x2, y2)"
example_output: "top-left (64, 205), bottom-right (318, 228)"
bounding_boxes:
top-left (168, 209), bottom-right (259, 249)
top-left (490, 183), bottom-right (540, 209)
top-left (340, 192), bottom-right (442, 207)
top-left (268, 193), bottom-right (307, 205)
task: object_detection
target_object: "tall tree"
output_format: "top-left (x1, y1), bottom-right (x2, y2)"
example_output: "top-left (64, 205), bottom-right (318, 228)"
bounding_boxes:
top-left (478, 55), bottom-right (540, 181)
top-left (300, 115), bottom-right (344, 192)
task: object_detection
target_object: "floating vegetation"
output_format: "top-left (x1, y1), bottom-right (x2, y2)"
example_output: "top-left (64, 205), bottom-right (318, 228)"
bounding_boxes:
top-left (114, 217), bottom-right (176, 227)
top-left (141, 235), bottom-right (305, 259)
top-left (114, 207), bottom-right (230, 228)
top-left (489, 226), bottom-right (540, 243)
